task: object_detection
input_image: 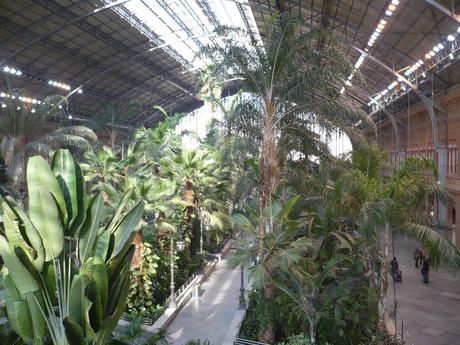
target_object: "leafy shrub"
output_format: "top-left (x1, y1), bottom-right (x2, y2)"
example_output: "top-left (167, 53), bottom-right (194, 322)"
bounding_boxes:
top-left (127, 242), bottom-right (161, 315)
top-left (278, 333), bottom-right (311, 345)
top-left (183, 340), bottom-right (211, 345)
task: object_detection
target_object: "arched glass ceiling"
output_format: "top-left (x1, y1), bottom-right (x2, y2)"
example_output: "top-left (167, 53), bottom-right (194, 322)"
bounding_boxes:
top-left (106, 0), bottom-right (262, 69)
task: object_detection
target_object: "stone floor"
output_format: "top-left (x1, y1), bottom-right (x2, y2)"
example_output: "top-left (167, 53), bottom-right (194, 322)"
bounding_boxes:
top-left (389, 234), bottom-right (460, 345)
top-left (167, 255), bottom-right (247, 345)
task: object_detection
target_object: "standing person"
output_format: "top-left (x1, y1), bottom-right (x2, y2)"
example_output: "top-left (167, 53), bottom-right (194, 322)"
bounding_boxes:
top-left (421, 256), bottom-right (430, 284)
top-left (413, 248), bottom-right (421, 268)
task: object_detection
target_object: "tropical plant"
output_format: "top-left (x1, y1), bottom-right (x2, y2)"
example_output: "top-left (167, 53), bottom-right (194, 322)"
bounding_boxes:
top-left (229, 196), bottom-right (311, 342)
top-left (89, 101), bottom-right (141, 151)
top-left (0, 149), bottom-right (144, 345)
top-left (127, 242), bottom-right (160, 315)
top-left (0, 93), bottom-right (97, 188)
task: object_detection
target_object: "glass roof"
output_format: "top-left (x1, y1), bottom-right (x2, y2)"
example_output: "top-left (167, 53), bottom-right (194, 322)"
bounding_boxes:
top-left (108, 0), bottom-right (262, 69)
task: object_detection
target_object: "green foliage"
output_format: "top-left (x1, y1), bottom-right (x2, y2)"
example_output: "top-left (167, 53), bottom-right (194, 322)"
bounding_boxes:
top-left (183, 340), bottom-right (211, 345)
top-left (0, 93), bottom-right (97, 187)
top-left (277, 333), bottom-right (312, 345)
top-left (0, 149), bottom-right (144, 345)
top-left (127, 242), bottom-right (160, 315)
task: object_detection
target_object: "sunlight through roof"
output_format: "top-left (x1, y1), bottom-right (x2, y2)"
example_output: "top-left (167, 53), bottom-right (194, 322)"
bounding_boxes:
top-left (108, 0), bottom-right (262, 70)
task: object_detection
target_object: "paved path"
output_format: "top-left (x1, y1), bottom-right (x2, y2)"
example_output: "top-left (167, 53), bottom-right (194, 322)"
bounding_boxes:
top-left (167, 256), bottom-right (247, 345)
top-left (389, 235), bottom-right (460, 345)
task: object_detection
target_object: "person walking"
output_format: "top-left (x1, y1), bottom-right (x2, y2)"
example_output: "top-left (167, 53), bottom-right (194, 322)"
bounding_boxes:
top-left (421, 256), bottom-right (430, 284)
top-left (413, 248), bottom-right (421, 268)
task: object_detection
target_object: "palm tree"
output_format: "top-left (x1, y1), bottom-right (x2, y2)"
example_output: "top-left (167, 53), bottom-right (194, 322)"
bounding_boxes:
top-left (89, 100), bottom-right (141, 151)
top-left (230, 196), bottom-right (311, 342)
top-left (205, 14), bottom-right (375, 264)
top-left (324, 145), bottom-right (460, 322)
top-left (0, 92), bottom-right (97, 189)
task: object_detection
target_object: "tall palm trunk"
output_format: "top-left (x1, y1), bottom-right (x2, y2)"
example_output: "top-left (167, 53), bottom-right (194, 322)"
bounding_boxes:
top-left (258, 104), bottom-right (278, 344)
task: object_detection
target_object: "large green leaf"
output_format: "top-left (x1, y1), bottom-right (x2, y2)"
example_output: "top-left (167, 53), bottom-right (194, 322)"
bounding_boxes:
top-left (28, 189), bottom-right (64, 261)
top-left (94, 229), bottom-right (110, 261)
top-left (0, 235), bottom-right (39, 295)
top-left (25, 292), bottom-right (46, 344)
top-left (2, 204), bottom-right (36, 263)
top-left (27, 155), bottom-right (67, 226)
top-left (109, 200), bottom-right (144, 259)
top-left (68, 274), bottom-right (91, 330)
top-left (3, 196), bottom-right (45, 271)
top-left (81, 257), bottom-right (108, 314)
top-left (96, 267), bottom-right (131, 345)
top-left (79, 194), bottom-right (104, 263)
top-left (85, 280), bottom-right (103, 332)
top-left (63, 316), bottom-right (85, 345)
top-left (52, 149), bottom-right (78, 228)
top-left (3, 275), bottom-right (33, 340)
top-left (106, 188), bottom-right (134, 233)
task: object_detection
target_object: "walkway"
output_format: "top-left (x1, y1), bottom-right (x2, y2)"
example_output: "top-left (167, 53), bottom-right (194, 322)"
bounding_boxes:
top-left (167, 255), bottom-right (247, 345)
top-left (389, 235), bottom-right (460, 345)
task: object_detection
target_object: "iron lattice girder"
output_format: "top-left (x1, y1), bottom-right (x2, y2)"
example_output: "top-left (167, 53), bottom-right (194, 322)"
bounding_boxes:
top-left (0, 17), bottom-right (159, 97)
top-left (424, 0), bottom-right (460, 24)
top-left (21, 0), bottom-right (195, 95)
top-left (353, 46), bottom-right (446, 151)
top-left (195, 0), bottom-right (220, 28)
top-left (248, 0), bottom-right (420, 67)
top-left (155, 0), bottom-right (205, 50)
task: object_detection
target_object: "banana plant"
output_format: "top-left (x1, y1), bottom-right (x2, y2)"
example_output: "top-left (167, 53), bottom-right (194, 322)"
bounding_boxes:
top-left (0, 149), bottom-right (144, 345)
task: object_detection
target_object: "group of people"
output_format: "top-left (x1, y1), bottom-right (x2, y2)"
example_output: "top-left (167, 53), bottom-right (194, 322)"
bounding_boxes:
top-left (389, 248), bottom-right (431, 284)
top-left (414, 248), bottom-right (430, 284)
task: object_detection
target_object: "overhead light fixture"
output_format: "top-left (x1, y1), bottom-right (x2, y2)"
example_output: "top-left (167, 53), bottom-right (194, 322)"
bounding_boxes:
top-left (429, 51), bottom-right (435, 57)
top-left (376, 28), bottom-right (382, 33)
top-left (77, 89), bottom-right (83, 94)
top-left (433, 46), bottom-right (440, 53)
top-left (368, 41), bottom-right (374, 46)
top-left (378, 23), bottom-right (385, 30)
top-left (437, 43), bottom-right (444, 49)
top-left (68, 115), bottom-right (73, 120)
top-left (380, 19), bottom-right (387, 25)
top-left (391, 0), bottom-right (399, 4)
top-left (422, 72), bottom-right (426, 78)
top-left (425, 53), bottom-right (432, 59)
top-left (447, 35), bottom-right (455, 41)
top-left (1, 104), bottom-right (6, 108)
top-left (0, 92), bottom-right (5, 97)
top-left (418, 59), bottom-right (424, 65)
top-left (457, 26), bottom-right (460, 33)
top-left (2, 65), bottom-right (23, 76)
top-left (31, 109), bottom-right (36, 113)
top-left (386, 10), bottom-right (393, 16)
top-left (449, 53), bottom-right (454, 60)
top-left (388, 4), bottom-right (396, 11)
top-left (3, 66), bottom-right (10, 72)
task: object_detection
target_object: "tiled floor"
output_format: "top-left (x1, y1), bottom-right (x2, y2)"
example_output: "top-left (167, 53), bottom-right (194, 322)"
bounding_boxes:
top-left (389, 235), bottom-right (460, 345)
top-left (167, 256), bottom-right (247, 345)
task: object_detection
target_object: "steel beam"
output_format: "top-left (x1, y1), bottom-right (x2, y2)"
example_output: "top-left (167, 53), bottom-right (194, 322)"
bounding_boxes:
top-left (0, 0), bottom-right (132, 65)
top-left (424, 0), bottom-right (460, 24)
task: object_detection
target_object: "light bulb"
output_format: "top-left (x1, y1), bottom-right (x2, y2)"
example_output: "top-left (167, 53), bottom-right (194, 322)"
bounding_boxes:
top-left (10, 68), bottom-right (16, 74)
top-left (77, 89), bottom-right (83, 94)
top-left (429, 51), bottom-right (435, 57)
top-left (386, 10), bottom-right (392, 16)
top-left (391, 0), bottom-right (399, 4)
top-left (433, 46), bottom-right (440, 53)
top-left (1, 104), bottom-right (6, 108)
top-left (418, 59), bottom-right (423, 65)
top-left (388, 4), bottom-right (396, 11)
top-left (68, 115), bottom-right (73, 120)
top-left (449, 53), bottom-right (454, 60)
top-left (16, 70), bottom-right (22, 76)
top-left (31, 109), bottom-right (36, 113)
top-left (425, 53), bottom-right (432, 59)
top-left (378, 23), bottom-right (385, 30)
top-left (0, 92), bottom-right (5, 97)
top-left (437, 43), bottom-right (444, 49)
top-left (447, 35), bottom-right (455, 42)
top-left (48, 80), bottom-right (53, 85)
top-left (3, 66), bottom-right (10, 72)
